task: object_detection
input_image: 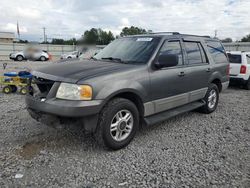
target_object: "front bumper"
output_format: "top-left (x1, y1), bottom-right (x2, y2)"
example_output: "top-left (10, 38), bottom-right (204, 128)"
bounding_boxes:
top-left (25, 95), bottom-right (103, 117)
top-left (26, 95), bottom-right (103, 132)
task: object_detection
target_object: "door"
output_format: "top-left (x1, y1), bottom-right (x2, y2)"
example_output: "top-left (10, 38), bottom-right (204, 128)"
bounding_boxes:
top-left (181, 40), bottom-right (211, 101)
top-left (227, 53), bottom-right (242, 76)
top-left (149, 40), bottom-right (189, 114)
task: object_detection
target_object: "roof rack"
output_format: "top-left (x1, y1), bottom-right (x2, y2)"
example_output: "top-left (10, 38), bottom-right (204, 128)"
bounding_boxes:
top-left (180, 33), bottom-right (211, 38)
top-left (149, 32), bottom-right (211, 38)
top-left (150, 32), bottom-right (180, 35)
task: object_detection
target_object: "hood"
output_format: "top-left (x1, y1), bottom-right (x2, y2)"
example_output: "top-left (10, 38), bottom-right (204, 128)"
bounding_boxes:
top-left (32, 59), bottom-right (137, 83)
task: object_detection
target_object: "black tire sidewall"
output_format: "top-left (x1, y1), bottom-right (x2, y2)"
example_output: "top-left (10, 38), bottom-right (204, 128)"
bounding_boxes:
top-left (99, 99), bottom-right (139, 150)
top-left (40, 56), bottom-right (46, 61)
top-left (3, 86), bottom-right (12, 94)
top-left (16, 55), bottom-right (23, 61)
top-left (204, 84), bottom-right (219, 113)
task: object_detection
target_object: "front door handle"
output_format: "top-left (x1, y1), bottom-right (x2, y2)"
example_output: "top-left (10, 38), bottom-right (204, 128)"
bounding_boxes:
top-left (178, 71), bottom-right (185, 77)
top-left (206, 68), bottom-right (211, 72)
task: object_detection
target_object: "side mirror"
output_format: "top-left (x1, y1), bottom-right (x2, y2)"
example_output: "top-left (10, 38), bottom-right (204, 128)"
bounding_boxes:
top-left (156, 53), bottom-right (179, 68)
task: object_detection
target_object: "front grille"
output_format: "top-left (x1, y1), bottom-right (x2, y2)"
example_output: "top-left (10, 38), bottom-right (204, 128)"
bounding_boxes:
top-left (30, 76), bottom-right (55, 99)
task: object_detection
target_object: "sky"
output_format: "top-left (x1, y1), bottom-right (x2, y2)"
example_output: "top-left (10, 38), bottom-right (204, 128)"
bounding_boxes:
top-left (0, 0), bottom-right (249, 42)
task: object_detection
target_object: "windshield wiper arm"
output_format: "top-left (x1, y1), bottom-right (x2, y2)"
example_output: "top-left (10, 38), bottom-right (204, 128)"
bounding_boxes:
top-left (101, 57), bottom-right (124, 63)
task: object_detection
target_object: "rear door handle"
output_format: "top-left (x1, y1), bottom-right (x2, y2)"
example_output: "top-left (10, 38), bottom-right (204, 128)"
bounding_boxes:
top-left (206, 68), bottom-right (211, 72)
top-left (178, 71), bottom-right (185, 77)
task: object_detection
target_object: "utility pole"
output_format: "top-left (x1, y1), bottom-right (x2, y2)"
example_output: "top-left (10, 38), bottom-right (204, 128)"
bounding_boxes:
top-left (214, 30), bottom-right (218, 39)
top-left (42, 27), bottom-right (46, 43)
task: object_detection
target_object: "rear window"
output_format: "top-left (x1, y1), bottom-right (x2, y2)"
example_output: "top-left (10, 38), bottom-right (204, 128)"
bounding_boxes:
top-left (227, 54), bottom-right (242, 64)
top-left (206, 41), bottom-right (228, 64)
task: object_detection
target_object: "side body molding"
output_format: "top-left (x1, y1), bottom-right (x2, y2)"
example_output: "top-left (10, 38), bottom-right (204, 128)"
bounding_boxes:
top-left (144, 88), bottom-right (208, 117)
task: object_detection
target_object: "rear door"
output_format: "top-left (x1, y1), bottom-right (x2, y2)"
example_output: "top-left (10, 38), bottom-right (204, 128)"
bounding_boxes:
top-left (181, 39), bottom-right (211, 101)
top-left (227, 53), bottom-right (242, 76)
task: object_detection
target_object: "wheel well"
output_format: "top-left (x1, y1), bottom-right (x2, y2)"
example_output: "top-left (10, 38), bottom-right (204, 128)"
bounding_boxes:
top-left (111, 92), bottom-right (144, 117)
top-left (211, 79), bottom-right (222, 92)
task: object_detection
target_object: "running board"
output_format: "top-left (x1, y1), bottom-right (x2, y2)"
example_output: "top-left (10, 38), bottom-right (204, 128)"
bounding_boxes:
top-left (144, 101), bottom-right (205, 126)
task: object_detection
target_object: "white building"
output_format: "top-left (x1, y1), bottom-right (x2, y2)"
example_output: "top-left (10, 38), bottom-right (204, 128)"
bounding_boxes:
top-left (0, 32), bottom-right (15, 43)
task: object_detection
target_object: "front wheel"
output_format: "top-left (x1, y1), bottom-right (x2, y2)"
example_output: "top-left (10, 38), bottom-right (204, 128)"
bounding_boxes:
top-left (94, 98), bottom-right (139, 150)
top-left (198, 83), bottom-right (219, 114)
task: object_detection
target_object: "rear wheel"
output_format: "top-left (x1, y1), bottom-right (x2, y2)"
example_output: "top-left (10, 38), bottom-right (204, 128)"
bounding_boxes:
top-left (94, 98), bottom-right (139, 150)
top-left (245, 79), bottom-right (250, 90)
top-left (3, 86), bottom-right (12, 94)
top-left (16, 55), bottom-right (23, 61)
top-left (40, 56), bottom-right (46, 61)
top-left (198, 83), bottom-right (219, 114)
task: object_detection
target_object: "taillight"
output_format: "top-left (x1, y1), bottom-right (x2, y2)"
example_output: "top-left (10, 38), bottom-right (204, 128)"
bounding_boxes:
top-left (226, 64), bottom-right (230, 76)
top-left (240, 65), bottom-right (247, 74)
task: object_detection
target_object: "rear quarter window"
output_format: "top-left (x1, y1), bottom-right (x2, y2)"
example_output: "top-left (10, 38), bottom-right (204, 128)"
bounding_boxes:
top-left (206, 41), bottom-right (228, 64)
top-left (227, 54), bottom-right (242, 64)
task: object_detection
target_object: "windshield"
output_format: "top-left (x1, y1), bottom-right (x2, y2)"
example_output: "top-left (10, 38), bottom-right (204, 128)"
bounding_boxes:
top-left (94, 37), bottom-right (160, 64)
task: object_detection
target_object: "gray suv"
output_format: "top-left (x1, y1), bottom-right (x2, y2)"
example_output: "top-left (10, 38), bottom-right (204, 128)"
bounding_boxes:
top-left (26, 32), bottom-right (229, 150)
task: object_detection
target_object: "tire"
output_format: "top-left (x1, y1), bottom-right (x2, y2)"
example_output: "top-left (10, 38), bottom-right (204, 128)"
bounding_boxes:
top-left (245, 79), bottom-right (250, 90)
top-left (40, 56), bottom-right (46, 61)
top-left (198, 83), bottom-right (219, 114)
top-left (3, 86), bottom-right (12, 94)
top-left (20, 87), bottom-right (28, 95)
top-left (16, 55), bottom-right (23, 61)
top-left (10, 85), bottom-right (17, 93)
top-left (94, 98), bottom-right (139, 150)
top-left (67, 56), bottom-right (72, 59)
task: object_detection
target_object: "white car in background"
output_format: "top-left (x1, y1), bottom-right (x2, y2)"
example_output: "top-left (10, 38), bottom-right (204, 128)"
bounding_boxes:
top-left (60, 51), bottom-right (81, 59)
top-left (9, 49), bottom-right (50, 61)
top-left (227, 51), bottom-right (250, 89)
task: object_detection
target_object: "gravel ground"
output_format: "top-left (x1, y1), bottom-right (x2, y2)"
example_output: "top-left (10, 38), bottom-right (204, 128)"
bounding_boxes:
top-left (0, 61), bottom-right (250, 187)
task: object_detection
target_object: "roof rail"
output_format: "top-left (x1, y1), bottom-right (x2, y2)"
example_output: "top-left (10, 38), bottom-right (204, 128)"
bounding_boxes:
top-left (177, 33), bottom-right (211, 38)
top-left (149, 32), bottom-right (211, 38)
top-left (150, 32), bottom-right (180, 35)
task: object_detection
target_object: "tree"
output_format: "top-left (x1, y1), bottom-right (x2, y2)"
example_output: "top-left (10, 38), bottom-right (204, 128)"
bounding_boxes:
top-left (120, 26), bottom-right (147, 36)
top-left (221, 38), bottom-right (233, 43)
top-left (50, 38), bottom-right (77, 45)
top-left (83, 28), bottom-right (99, 44)
top-left (241, 34), bottom-right (250, 42)
top-left (82, 28), bottom-right (114, 45)
top-left (51, 38), bottom-right (64, 45)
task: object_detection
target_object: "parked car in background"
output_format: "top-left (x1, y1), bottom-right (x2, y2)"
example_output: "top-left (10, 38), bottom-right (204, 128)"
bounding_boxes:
top-left (79, 48), bottom-right (103, 60)
top-left (227, 51), bottom-right (250, 89)
top-left (26, 32), bottom-right (229, 150)
top-left (9, 48), bottom-right (50, 61)
top-left (60, 51), bottom-right (81, 59)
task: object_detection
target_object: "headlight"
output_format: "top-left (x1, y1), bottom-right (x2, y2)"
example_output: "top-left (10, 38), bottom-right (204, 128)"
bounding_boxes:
top-left (56, 83), bottom-right (92, 100)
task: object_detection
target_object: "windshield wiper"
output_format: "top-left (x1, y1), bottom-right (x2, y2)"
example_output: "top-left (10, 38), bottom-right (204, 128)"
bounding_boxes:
top-left (90, 56), bottom-right (98, 60)
top-left (101, 57), bottom-right (126, 63)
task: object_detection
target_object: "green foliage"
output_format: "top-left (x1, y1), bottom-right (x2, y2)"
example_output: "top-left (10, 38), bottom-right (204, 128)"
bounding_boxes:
top-left (221, 38), bottom-right (233, 43)
top-left (50, 38), bottom-right (77, 45)
top-left (17, 39), bottom-right (29, 43)
top-left (241, 34), bottom-right (250, 42)
top-left (82, 28), bottom-right (115, 45)
top-left (120, 26), bottom-right (147, 36)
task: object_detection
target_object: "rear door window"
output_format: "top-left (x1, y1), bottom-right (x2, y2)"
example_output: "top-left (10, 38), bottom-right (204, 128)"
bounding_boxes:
top-left (206, 41), bottom-right (228, 63)
top-left (184, 42), bottom-right (207, 64)
top-left (227, 54), bottom-right (242, 64)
